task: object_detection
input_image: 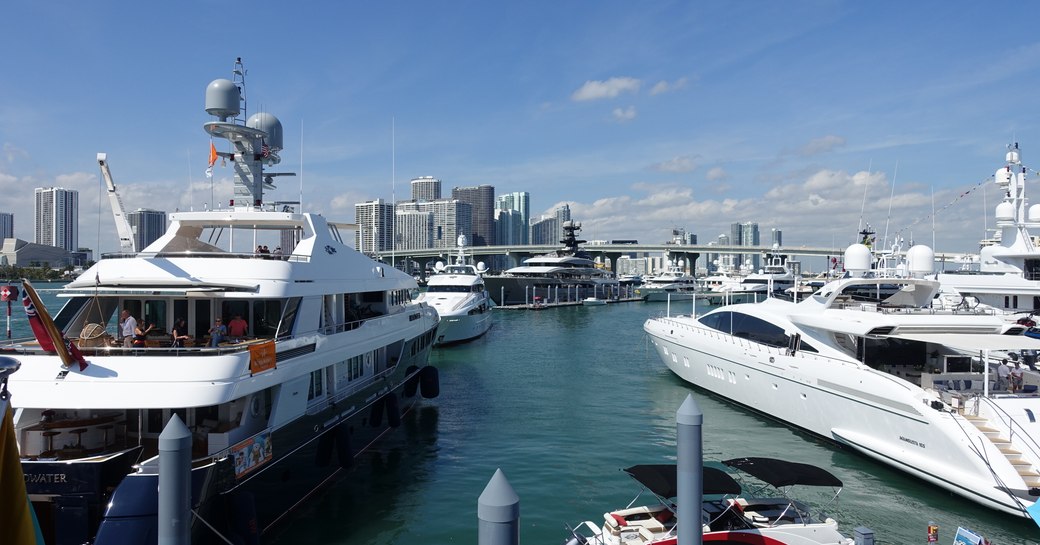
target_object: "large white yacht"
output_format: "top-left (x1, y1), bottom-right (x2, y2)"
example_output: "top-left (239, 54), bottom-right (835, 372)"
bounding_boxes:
top-left (934, 143), bottom-right (1040, 313)
top-left (7, 59), bottom-right (440, 545)
top-left (635, 263), bottom-right (700, 302)
top-left (414, 236), bottom-right (493, 345)
top-left (644, 255), bottom-right (1040, 522)
top-left (484, 221), bottom-right (618, 305)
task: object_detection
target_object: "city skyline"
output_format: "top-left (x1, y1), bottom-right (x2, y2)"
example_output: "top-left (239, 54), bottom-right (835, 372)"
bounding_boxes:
top-left (4, 3), bottom-right (1040, 257)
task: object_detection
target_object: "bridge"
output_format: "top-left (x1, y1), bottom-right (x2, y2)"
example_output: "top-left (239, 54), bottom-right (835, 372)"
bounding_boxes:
top-left (373, 243), bottom-right (968, 275)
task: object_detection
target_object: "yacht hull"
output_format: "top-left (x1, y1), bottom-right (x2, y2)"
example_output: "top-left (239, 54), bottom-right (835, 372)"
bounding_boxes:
top-left (644, 316), bottom-right (1036, 518)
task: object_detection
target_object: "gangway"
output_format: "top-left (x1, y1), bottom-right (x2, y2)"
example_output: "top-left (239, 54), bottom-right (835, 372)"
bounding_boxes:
top-left (97, 153), bottom-right (135, 253)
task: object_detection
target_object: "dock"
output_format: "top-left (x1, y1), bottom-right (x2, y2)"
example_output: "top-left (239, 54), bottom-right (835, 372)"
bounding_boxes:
top-left (494, 297), bottom-right (643, 310)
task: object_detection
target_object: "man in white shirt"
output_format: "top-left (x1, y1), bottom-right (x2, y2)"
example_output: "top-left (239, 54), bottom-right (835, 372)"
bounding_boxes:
top-left (997, 359), bottom-right (1011, 391)
top-left (119, 310), bottom-right (137, 348)
top-left (1011, 362), bottom-right (1025, 393)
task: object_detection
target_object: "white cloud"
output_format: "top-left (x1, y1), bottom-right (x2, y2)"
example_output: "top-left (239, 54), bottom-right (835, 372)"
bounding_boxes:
top-left (571, 77), bottom-right (641, 101)
top-left (799, 135), bottom-right (846, 156)
top-left (612, 106), bottom-right (637, 122)
top-left (649, 77), bottom-right (689, 96)
top-left (706, 167), bottom-right (728, 181)
top-left (650, 154), bottom-right (697, 173)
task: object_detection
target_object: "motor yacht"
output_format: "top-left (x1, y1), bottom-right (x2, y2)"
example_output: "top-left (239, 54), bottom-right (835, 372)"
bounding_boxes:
top-left (414, 236), bottom-right (492, 345)
top-left (645, 256), bottom-right (1040, 522)
top-left (635, 263), bottom-right (700, 302)
top-left (7, 59), bottom-right (440, 545)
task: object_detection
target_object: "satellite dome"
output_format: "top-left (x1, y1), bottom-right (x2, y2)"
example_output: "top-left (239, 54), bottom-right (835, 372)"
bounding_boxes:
top-left (246, 112), bottom-right (283, 151)
top-left (456, 234), bottom-right (468, 248)
top-left (844, 244), bottom-right (872, 275)
top-left (205, 79), bottom-right (240, 121)
top-left (1007, 145), bottom-right (1021, 164)
top-left (477, 262), bottom-right (487, 273)
top-left (434, 261), bottom-right (445, 272)
top-left (995, 167), bottom-right (1013, 187)
top-left (1029, 204), bottom-right (1040, 223)
top-left (906, 245), bottom-right (935, 276)
top-left (996, 201), bottom-right (1015, 223)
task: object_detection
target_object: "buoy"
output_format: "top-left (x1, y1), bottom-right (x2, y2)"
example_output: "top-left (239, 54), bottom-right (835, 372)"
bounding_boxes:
top-left (404, 365), bottom-right (420, 397)
top-left (315, 431), bottom-right (334, 467)
top-left (334, 424), bottom-right (353, 469)
top-left (230, 491), bottom-right (260, 545)
top-left (385, 393), bottom-right (401, 428)
top-left (420, 366), bottom-right (440, 399)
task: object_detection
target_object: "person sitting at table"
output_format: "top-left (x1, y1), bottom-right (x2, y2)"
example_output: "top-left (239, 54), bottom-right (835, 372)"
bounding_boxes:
top-left (208, 318), bottom-right (227, 347)
top-left (227, 314), bottom-right (248, 343)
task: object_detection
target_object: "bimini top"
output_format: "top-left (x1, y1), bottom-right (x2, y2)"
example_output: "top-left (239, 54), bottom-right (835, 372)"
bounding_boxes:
top-left (722, 457), bottom-right (843, 488)
top-left (623, 464), bottom-right (743, 497)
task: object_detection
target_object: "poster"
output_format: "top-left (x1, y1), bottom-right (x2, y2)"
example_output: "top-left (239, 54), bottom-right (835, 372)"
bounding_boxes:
top-left (231, 431), bottom-right (273, 478)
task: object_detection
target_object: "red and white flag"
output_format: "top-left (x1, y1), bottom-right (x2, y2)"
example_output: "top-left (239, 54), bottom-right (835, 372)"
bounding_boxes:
top-left (22, 280), bottom-right (88, 371)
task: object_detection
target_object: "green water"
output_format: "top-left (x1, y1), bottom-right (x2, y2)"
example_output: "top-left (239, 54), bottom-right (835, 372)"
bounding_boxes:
top-left (265, 301), bottom-right (1039, 545)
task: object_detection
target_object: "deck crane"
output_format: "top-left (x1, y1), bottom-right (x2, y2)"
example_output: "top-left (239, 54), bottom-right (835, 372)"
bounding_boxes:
top-left (97, 153), bottom-right (136, 254)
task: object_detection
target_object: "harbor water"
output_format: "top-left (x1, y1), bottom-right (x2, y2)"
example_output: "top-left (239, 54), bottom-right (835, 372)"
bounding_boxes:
top-left (12, 286), bottom-right (1040, 544)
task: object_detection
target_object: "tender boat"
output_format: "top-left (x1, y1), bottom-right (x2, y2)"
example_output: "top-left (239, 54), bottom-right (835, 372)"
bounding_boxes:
top-left (635, 264), bottom-right (700, 302)
top-left (582, 297), bottom-right (608, 306)
top-left (565, 457), bottom-right (852, 545)
top-left (414, 236), bottom-right (493, 345)
top-left (484, 221), bottom-right (618, 306)
top-left (644, 263), bottom-right (1040, 522)
top-left (7, 59), bottom-right (441, 545)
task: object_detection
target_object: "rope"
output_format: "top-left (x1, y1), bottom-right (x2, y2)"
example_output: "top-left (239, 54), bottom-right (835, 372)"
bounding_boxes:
top-left (891, 175), bottom-right (993, 241)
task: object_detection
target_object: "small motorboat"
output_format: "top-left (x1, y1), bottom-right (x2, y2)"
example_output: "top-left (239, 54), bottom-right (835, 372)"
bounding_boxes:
top-left (564, 457), bottom-right (853, 545)
top-left (582, 297), bottom-right (607, 306)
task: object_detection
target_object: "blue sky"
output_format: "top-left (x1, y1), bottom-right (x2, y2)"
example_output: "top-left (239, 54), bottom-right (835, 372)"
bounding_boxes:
top-left (3, 2), bottom-right (1040, 260)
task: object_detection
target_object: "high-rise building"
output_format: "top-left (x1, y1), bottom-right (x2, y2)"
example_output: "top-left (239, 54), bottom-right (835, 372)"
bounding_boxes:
top-left (396, 199), bottom-right (472, 249)
top-left (451, 185), bottom-right (495, 246)
top-left (354, 199), bottom-right (394, 254)
top-left (529, 216), bottom-right (558, 245)
top-left (128, 209), bottom-right (167, 251)
top-left (496, 191), bottom-right (530, 244)
top-left (410, 176), bottom-right (441, 202)
top-left (771, 228), bottom-right (782, 248)
top-left (731, 221), bottom-right (761, 271)
top-left (35, 187), bottom-right (78, 251)
top-left (554, 204), bottom-right (571, 243)
top-left (494, 208), bottom-right (523, 245)
top-left (0, 212), bottom-right (13, 239)
top-left (395, 210), bottom-right (434, 250)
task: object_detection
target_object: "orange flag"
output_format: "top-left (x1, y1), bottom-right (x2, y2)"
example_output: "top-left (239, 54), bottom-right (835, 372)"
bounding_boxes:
top-left (208, 141), bottom-right (218, 167)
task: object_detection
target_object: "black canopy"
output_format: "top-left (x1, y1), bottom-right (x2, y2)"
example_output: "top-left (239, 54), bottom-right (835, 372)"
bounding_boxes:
top-left (722, 457), bottom-right (843, 488)
top-left (623, 464), bottom-right (742, 498)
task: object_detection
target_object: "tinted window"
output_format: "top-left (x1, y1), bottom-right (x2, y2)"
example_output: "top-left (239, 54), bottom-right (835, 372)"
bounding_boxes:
top-left (701, 311), bottom-right (788, 348)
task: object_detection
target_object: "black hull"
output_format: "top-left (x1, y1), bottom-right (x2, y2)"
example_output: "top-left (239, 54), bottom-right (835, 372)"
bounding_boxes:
top-left (484, 277), bottom-right (616, 306)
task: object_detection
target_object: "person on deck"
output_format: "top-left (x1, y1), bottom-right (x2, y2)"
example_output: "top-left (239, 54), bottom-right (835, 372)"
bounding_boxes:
top-left (227, 314), bottom-right (248, 343)
top-left (171, 318), bottom-right (190, 348)
top-left (1011, 362), bottom-right (1024, 393)
top-left (997, 359), bottom-right (1011, 391)
top-left (208, 318), bottom-right (227, 347)
top-left (132, 319), bottom-right (156, 347)
top-left (119, 310), bottom-right (137, 348)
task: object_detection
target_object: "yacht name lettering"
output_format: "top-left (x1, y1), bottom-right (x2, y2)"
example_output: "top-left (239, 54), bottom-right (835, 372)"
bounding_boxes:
top-left (25, 473), bottom-right (67, 483)
top-left (899, 436), bottom-right (925, 448)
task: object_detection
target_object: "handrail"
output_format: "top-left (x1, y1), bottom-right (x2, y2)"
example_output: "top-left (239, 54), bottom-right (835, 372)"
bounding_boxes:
top-left (976, 394), bottom-right (1040, 464)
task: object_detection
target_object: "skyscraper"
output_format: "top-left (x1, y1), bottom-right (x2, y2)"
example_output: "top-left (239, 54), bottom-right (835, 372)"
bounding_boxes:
top-left (529, 216), bottom-right (558, 245)
top-left (128, 209), bottom-right (167, 251)
top-left (396, 199), bottom-right (472, 249)
top-left (395, 209), bottom-right (434, 250)
top-left (410, 176), bottom-right (441, 202)
top-left (731, 221), bottom-right (761, 271)
top-left (35, 187), bottom-right (78, 251)
top-left (496, 191), bottom-right (530, 244)
top-left (0, 212), bottom-right (13, 240)
top-left (771, 228), bottom-right (783, 248)
top-left (451, 185), bottom-right (495, 246)
top-left (354, 199), bottom-right (395, 254)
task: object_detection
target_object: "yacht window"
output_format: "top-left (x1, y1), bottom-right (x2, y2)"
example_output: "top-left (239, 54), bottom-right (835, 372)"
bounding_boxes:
top-left (307, 369), bottom-right (324, 400)
top-left (276, 297), bottom-right (302, 339)
top-left (252, 300), bottom-right (282, 337)
top-left (52, 296), bottom-right (90, 330)
top-left (699, 311), bottom-right (788, 348)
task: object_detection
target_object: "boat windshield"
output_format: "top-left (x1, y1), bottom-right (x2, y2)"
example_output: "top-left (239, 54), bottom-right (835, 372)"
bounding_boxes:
top-left (427, 286), bottom-right (472, 293)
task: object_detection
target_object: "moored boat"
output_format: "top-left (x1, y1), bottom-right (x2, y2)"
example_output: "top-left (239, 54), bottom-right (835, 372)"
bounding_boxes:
top-left (644, 265), bottom-right (1040, 521)
top-left (414, 235), bottom-right (493, 345)
top-left (8, 59), bottom-right (440, 545)
top-left (565, 457), bottom-right (853, 545)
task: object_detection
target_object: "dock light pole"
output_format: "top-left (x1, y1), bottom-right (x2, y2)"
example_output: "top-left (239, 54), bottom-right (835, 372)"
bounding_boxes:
top-left (478, 468), bottom-right (519, 545)
top-left (677, 394), bottom-right (703, 545)
top-left (159, 414), bottom-right (192, 545)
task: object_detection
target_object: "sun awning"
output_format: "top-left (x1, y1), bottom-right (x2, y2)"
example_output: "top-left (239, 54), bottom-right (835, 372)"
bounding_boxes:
top-left (723, 457), bottom-right (843, 488)
top-left (623, 464), bottom-right (742, 497)
top-left (882, 332), bottom-right (1040, 352)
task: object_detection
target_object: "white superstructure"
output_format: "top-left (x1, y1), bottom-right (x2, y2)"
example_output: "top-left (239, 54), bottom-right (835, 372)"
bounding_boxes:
top-left (645, 273), bottom-right (1040, 521)
top-left (415, 236), bottom-right (493, 345)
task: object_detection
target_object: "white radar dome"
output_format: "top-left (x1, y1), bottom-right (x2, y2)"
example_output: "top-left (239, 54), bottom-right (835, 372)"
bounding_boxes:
top-left (1008, 146), bottom-right (1021, 164)
top-left (996, 201), bottom-right (1016, 223)
top-left (477, 262), bottom-right (487, 273)
top-left (1029, 204), bottom-right (1040, 223)
top-left (844, 244), bottom-right (872, 275)
top-left (434, 261), bottom-right (445, 272)
top-left (996, 168), bottom-right (1013, 187)
top-left (906, 245), bottom-right (935, 277)
top-left (246, 112), bottom-right (283, 151)
top-left (456, 234), bottom-right (468, 248)
top-left (205, 79), bottom-right (240, 121)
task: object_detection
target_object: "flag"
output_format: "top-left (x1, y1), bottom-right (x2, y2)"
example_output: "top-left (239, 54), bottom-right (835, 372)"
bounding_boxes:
top-left (1, 397), bottom-right (44, 545)
top-left (205, 166), bottom-right (213, 179)
top-left (260, 140), bottom-right (270, 158)
top-left (21, 280), bottom-right (88, 372)
top-left (208, 141), bottom-right (218, 167)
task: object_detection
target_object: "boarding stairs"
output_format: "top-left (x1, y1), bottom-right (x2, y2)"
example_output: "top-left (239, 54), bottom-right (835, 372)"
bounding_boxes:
top-left (963, 413), bottom-right (1040, 489)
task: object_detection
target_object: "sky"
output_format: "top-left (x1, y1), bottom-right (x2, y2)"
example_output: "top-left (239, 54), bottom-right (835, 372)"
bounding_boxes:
top-left (3, 2), bottom-right (1040, 260)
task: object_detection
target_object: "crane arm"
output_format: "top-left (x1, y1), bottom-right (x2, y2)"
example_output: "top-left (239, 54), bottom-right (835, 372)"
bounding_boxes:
top-left (97, 153), bottom-right (136, 253)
